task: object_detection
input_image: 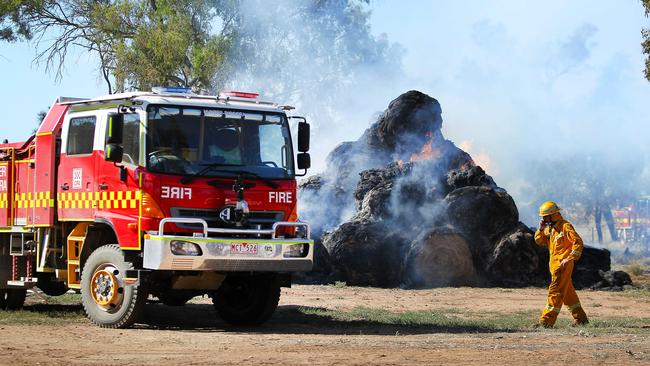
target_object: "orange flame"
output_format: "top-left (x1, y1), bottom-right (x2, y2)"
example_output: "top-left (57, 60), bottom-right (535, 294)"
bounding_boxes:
top-left (409, 132), bottom-right (441, 162)
top-left (458, 140), bottom-right (494, 173)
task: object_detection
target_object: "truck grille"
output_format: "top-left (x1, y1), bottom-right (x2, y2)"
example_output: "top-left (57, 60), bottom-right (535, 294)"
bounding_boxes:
top-left (169, 207), bottom-right (284, 230)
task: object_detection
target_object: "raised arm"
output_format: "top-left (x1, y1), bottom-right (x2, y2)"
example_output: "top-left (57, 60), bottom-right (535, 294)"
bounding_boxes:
top-left (534, 220), bottom-right (550, 247)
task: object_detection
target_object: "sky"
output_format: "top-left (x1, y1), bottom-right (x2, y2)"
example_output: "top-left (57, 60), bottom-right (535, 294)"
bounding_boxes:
top-left (0, 0), bottom-right (649, 217)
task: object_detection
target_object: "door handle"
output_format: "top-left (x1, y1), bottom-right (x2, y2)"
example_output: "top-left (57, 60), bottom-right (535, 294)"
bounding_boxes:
top-left (61, 183), bottom-right (69, 191)
top-left (99, 183), bottom-right (108, 190)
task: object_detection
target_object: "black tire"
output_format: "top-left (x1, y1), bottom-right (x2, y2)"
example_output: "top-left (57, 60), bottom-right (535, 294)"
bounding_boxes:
top-left (37, 278), bottom-right (69, 296)
top-left (0, 289), bottom-right (27, 310)
top-left (212, 276), bottom-right (280, 326)
top-left (80, 244), bottom-right (147, 328)
top-left (158, 290), bottom-right (196, 306)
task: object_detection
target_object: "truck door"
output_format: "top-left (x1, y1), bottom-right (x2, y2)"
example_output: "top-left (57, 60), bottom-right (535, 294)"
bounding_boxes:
top-left (57, 114), bottom-right (98, 220)
top-left (95, 111), bottom-right (143, 249)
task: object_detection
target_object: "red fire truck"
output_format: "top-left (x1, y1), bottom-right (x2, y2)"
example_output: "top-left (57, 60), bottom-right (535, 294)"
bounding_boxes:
top-left (0, 87), bottom-right (313, 328)
top-left (613, 198), bottom-right (650, 245)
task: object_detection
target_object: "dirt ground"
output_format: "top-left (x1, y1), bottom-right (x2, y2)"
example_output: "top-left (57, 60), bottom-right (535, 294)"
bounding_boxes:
top-left (1, 285), bottom-right (649, 365)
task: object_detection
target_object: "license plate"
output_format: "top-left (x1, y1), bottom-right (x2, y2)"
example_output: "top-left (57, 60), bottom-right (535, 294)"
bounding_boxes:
top-left (230, 243), bottom-right (258, 255)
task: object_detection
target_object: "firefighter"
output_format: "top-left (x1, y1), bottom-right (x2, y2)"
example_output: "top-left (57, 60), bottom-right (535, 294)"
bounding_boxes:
top-left (208, 128), bottom-right (242, 164)
top-left (534, 201), bottom-right (589, 328)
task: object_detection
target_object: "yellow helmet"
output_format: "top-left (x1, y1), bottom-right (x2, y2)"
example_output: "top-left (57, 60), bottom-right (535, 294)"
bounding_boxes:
top-left (539, 201), bottom-right (561, 217)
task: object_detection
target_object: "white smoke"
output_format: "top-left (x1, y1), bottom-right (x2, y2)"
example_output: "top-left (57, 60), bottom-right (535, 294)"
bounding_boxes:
top-left (222, 0), bottom-right (406, 174)
top-left (224, 0), bottom-right (650, 233)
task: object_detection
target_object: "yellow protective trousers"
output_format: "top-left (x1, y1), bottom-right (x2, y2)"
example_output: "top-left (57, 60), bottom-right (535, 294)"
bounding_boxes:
top-left (539, 260), bottom-right (587, 326)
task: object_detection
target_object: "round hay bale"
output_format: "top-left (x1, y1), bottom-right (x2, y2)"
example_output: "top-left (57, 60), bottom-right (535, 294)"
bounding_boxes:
top-left (402, 227), bottom-right (476, 288)
top-left (322, 221), bottom-right (408, 287)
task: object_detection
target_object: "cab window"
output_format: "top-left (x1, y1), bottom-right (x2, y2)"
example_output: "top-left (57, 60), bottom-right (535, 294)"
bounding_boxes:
top-left (120, 114), bottom-right (141, 165)
top-left (67, 116), bottom-right (96, 155)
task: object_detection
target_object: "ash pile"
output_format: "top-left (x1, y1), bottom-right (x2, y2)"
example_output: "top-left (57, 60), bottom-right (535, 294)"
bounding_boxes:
top-left (298, 90), bottom-right (616, 289)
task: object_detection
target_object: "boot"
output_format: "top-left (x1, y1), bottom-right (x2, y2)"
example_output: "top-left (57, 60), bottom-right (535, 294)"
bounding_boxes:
top-left (572, 317), bottom-right (589, 326)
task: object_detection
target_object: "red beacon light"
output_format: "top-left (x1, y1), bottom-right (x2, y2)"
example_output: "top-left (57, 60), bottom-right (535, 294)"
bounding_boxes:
top-left (219, 91), bottom-right (260, 99)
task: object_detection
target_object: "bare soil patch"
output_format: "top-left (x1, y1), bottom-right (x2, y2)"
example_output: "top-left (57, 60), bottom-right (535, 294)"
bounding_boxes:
top-left (0, 285), bottom-right (648, 365)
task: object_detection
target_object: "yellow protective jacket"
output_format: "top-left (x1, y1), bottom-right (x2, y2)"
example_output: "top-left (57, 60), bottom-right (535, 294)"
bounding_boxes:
top-left (534, 218), bottom-right (584, 271)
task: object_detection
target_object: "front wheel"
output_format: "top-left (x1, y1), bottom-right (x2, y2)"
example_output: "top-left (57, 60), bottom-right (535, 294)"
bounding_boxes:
top-left (212, 276), bottom-right (280, 326)
top-left (80, 245), bottom-right (147, 328)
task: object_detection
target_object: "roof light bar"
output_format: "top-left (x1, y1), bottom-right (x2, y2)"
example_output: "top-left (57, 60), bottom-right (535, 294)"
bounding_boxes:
top-left (219, 91), bottom-right (260, 99)
top-left (152, 86), bottom-right (193, 94)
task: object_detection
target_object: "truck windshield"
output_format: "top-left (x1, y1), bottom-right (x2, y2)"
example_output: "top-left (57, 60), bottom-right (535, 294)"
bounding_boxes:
top-left (146, 105), bottom-right (294, 179)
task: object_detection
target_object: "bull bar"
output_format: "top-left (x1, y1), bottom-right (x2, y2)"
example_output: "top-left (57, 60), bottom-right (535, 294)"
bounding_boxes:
top-left (143, 218), bottom-right (313, 272)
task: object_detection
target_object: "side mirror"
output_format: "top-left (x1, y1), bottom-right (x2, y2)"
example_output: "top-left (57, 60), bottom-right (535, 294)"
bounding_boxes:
top-left (297, 152), bottom-right (311, 170)
top-left (106, 113), bottom-right (124, 144)
top-left (297, 122), bottom-right (310, 152)
top-left (105, 143), bottom-right (124, 163)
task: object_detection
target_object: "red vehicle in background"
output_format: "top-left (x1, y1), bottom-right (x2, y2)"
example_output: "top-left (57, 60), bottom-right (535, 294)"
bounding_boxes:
top-left (613, 198), bottom-right (650, 246)
top-left (0, 87), bottom-right (313, 328)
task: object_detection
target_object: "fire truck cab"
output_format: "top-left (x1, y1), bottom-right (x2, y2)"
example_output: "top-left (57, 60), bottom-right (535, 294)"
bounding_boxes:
top-left (0, 87), bottom-right (313, 328)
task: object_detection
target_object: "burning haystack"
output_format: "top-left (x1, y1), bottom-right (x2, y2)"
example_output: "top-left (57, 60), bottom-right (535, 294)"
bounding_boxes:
top-left (299, 90), bottom-right (613, 289)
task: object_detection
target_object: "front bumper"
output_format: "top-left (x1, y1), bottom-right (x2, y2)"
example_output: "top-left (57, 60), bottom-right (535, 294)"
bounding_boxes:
top-left (142, 218), bottom-right (313, 272)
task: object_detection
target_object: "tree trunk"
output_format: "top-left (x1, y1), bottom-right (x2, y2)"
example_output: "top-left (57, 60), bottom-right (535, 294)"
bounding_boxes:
top-left (602, 203), bottom-right (619, 241)
top-left (595, 205), bottom-right (603, 244)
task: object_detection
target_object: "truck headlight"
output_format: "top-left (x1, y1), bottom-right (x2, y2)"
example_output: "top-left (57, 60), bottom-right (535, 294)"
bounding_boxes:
top-left (283, 243), bottom-right (309, 258)
top-left (170, 240), bottom-right (202, 256)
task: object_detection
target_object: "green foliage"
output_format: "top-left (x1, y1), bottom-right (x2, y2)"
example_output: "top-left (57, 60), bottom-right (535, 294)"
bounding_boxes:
top-left (1, 0), bottom-right (397, 99)
top-left (641, 0), bottom-right (650, 81)
top-left (1, 0), bottom-right (230, 93)
top-left (112, 0), bottom-right (230, 91)
top-left (0, 0), bottom-right (42, 42)
top-left (641, 28), bottom-right (650, 81)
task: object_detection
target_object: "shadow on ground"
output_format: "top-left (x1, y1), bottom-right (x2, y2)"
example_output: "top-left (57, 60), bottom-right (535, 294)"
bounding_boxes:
top-left (16, 301), bottom-right (522, 334)
top-left (134, 303), bottom-right (516, 335)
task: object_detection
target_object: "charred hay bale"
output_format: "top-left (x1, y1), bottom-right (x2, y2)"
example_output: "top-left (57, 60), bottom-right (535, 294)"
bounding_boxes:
top-left (355, 163), bottom-right (411, 204)
top-left (590, 270), bottom-right (633, 291)
top-left (483, 222), bottom-right (547, 287)
top-left (353, 185), bottom-right (393, 222)
top-left (322, 221), bottom-right (407, 287)
top-left (573, 247), bottom-right (611, 289)
top-left (353, 163), bottom-right (416, 221)
top-left (446, 165), bottom-right (497, 191)
top-left (435, 140), bottom-right (475, 175)
top-left (444, 186), bottom-right (519, 250)
top-left (362, 91), bottom-right (442, 155)
top-left (402, 227), bottom-right (476, 288)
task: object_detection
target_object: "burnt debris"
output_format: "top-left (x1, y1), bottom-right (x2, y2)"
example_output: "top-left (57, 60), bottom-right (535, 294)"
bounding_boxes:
top-left (297, 90), bottom-right (618, 289)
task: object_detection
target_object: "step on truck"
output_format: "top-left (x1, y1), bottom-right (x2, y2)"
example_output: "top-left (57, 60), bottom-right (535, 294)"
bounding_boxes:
top-left (0, 87), bottom-right (313, 328)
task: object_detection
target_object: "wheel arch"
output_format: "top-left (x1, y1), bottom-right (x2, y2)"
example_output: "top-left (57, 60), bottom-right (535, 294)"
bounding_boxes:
top-left (79, 221), bottom-right (119, 274)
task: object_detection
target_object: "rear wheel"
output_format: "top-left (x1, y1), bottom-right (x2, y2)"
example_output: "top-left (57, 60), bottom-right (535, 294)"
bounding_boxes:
top-left (212, 276), bottom-right (280, 326)
top-left (0, 289), bottom-right (27, 310)
top-left (80, 245), bottom-right (147, 328)
top-left (37, 274), bottom-right (69, 296)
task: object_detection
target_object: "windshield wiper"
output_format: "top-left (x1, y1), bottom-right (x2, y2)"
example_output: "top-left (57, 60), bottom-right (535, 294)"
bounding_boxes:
top-left (180, 163), bottom-right (243, 184)
top-left (180, 163), bottom-right (280, 188)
